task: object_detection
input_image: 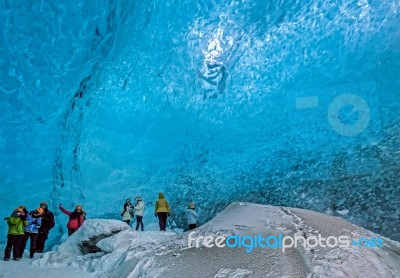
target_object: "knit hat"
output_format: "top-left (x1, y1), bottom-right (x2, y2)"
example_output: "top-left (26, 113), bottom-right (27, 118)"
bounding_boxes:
top-left (40, 201), bottom-right (48, 206)
top-left (37, 208), bottom-right (44, 215)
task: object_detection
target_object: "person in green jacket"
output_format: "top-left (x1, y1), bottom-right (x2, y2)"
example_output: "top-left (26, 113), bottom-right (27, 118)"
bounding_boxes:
top-left (155, 192), bottom-right (170, 231)
top-left (4, 208), bottom-right (28, 261)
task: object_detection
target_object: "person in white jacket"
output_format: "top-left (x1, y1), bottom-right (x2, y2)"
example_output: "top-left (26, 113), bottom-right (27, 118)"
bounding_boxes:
top-left (186, 203), bottom-right (199, 230)
top-left (121, 199), bottom-right (134, 226)
top-left (134, 196), bottom-right (145, 231)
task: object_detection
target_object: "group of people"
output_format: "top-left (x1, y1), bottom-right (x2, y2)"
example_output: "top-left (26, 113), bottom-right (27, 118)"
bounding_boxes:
top-left (121, 196), bottom-right (145, 231)
top-left (122, 192), bottom-right (199, 232)
top-left (3, 202), bottom-right (55, 261)
top-left (3, 202), bottom-right (85, 261)
top-left (4, 193), bottom-right (199, 261)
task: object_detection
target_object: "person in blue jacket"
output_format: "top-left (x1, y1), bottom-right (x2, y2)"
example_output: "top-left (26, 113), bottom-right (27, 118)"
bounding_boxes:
top-left (186, 203), bottom-right (199, 230)
top-left (20, 208), bottom-right (42, 258)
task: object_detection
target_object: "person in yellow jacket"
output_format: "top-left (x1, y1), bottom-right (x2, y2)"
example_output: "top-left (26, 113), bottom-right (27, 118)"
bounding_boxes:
top-left (154, 192), bottom-right (170, 231)
top-left (3, 208), bottom-right (28, 261)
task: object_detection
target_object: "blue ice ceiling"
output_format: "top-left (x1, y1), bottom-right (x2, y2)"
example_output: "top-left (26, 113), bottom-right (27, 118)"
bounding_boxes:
top-left (1, 0), bottom-right (399, 241)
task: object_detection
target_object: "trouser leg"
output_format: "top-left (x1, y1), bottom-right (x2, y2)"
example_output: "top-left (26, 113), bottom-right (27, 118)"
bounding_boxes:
top-left (13, 235), bottom-right (23, 260)
top-left (157, 213), bottom-right (163, 231)
top-left (157, 213), bottom-right (168, 231)
top-left (136, 216), bottom-right (143, 231)
top-left (4, 234), bottom-right (16, 259)
top-left (37, 229), bottom-right (49, 252)
top-left (163, 214), bottom-right (168, 231)
top-left (29, 233), bottom-right (38, 257)
top-left (19, 233), bottom-right (29, 257)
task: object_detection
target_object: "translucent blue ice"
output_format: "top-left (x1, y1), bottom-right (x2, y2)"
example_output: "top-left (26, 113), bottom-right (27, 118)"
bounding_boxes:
top-left (0, 0), bottom-right (399, 244)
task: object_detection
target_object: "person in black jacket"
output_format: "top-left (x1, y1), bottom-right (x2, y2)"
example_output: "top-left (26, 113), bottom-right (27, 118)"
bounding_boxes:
top-left (35, 201), bottom-right (55, 253)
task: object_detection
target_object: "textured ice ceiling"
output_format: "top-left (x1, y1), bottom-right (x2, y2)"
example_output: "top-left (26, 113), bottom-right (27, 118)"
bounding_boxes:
top-left (1, 0), bottom-right (399, 241)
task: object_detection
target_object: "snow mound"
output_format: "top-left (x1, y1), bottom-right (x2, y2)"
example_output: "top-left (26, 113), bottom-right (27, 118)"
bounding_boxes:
top-left (33, 219), bottom-right (129, 268)
top-left (30, 204), bottom-right (400, 277)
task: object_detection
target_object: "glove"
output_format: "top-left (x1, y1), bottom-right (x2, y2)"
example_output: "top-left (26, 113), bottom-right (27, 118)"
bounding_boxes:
top-left (155, 213), bottom-right (158, 218)
top-left (58, 204), bottom-right (63, 209)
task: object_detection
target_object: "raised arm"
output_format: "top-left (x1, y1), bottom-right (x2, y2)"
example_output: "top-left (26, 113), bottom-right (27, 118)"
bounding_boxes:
top-left (58, 205), bottom-right (72, 216)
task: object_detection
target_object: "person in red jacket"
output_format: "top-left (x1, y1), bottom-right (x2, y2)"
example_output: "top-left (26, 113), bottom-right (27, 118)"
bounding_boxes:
top-left (58, 204), bottom-right (86, 236)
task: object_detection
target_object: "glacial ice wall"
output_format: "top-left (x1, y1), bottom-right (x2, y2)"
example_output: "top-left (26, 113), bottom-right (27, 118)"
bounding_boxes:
top-left (0, 0), bottom-right (399, 243)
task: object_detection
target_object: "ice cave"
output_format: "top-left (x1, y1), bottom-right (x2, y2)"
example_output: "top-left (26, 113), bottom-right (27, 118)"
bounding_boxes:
top-left (0, 1), bottom-right (399, 276)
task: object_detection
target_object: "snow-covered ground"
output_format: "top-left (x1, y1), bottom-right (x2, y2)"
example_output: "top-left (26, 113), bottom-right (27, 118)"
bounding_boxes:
top-left (1, 203), bottom-right (399, 278)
